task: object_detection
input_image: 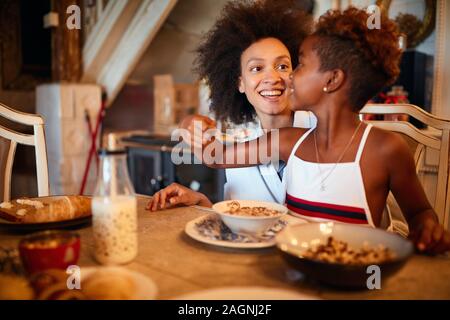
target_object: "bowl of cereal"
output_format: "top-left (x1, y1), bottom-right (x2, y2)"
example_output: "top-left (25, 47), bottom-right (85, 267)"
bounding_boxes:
top-left (212, 200), bottom-right (287, 236)
top-left (276, 222), bottom-right (414, 288)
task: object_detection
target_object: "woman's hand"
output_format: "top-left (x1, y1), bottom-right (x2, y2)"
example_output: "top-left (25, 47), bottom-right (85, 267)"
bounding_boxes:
top-left (179, 114), bottom-right (217, 149)
top-left (408, 211), bottom-right (450, 255)
top-left (146, 183), bottom-right (213, 211)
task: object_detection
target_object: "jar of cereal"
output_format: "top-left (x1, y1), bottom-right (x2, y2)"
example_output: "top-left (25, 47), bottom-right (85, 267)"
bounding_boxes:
top-left (92, 149), bottom-right (138, 265)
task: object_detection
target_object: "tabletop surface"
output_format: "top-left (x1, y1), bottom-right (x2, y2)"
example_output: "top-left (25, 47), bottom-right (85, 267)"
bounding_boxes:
top-left (1, 195), bottom-right (449, 300)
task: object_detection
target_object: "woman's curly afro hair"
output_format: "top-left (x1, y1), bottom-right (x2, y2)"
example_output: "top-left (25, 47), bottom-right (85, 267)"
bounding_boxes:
top-left (195, 0), bottom-right (312, 125)
top-left (312, 7), bottom-right (403, 110)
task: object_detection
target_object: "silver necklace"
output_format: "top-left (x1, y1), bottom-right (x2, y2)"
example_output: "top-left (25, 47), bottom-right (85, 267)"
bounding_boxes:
top-left (313, 122), bottom-right (363, 192)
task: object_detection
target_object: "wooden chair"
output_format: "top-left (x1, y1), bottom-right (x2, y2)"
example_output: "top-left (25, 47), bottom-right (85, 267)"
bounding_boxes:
top-left (360, 103), bottom-right (450, 230)
top-left (0, 102), bottom-right (49, 202)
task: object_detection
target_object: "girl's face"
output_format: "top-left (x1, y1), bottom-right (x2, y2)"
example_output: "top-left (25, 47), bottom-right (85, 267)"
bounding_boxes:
top-left (239, 38), bottom-right (292, 116)
top-left (290, 36), bottom-right (327, 111)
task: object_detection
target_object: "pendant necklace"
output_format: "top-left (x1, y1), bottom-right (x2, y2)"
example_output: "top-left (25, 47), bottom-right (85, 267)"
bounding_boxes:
top-left (313, 122), bottom-right (363, 192)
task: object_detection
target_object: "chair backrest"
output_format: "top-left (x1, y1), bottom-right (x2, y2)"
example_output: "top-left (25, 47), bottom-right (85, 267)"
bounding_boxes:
top-left (0, 102), bottom-right (49, 202)
top-left (360, 103), bottom-right (450, 230)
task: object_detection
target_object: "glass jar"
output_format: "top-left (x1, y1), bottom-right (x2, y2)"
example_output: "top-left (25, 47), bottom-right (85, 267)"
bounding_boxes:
top-left (92, 149), bottom-right (138, 265)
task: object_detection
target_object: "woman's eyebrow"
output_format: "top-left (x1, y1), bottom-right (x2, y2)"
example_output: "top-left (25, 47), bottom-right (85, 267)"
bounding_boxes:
top-left (274, 55), bottom-right (291, 61)
top-left (246, 55), bottom-right (291, 65)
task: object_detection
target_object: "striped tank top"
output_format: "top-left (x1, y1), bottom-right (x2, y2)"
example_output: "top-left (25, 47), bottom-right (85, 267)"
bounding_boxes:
top-left (285, 124), bottom-right (375, 227)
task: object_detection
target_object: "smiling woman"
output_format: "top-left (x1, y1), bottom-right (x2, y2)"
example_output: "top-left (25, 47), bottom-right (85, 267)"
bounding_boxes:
top-left (194, 0), bottom-right (312, 125)
top-left (238, 38), bottom-right (293, 119)
top-left (147, 0), bottom-right (314, 211)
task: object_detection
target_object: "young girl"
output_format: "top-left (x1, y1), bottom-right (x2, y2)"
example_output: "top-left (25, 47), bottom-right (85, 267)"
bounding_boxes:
top-left (193, 7), bottom-right (450, 254)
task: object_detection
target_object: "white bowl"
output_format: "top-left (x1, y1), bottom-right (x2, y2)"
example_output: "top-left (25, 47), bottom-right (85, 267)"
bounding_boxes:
top-left (212, 200), bottom-right (287, 236)
top-left (276, 222), bottom-right (413, 287)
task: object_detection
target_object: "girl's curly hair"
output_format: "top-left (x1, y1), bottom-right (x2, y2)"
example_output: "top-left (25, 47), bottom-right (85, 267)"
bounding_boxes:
top-left (195, 0), bottom-right (312, 125)
top-left (313, 7), bottom-right (403, 110)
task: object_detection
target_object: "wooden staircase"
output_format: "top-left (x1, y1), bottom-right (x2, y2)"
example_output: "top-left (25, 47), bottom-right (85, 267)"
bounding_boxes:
top-left (82, 0), bottom-right (178, 105)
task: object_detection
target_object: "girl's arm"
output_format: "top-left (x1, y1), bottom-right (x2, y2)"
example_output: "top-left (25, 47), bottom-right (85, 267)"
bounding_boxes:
top-left (384, 133), bottom-right (450, 254)
top-left (191, 127), bottom-right (300, 169)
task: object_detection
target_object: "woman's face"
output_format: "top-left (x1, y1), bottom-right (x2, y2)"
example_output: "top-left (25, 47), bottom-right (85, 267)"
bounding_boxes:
top-left (290, 36), bottom-right (327, 111)
top-left (239, 37), bottom-right (292, 116)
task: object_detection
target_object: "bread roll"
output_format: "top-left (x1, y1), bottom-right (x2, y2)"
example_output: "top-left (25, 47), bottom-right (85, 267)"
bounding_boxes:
top-left (0, 196), bottom-right (91, 223)
top-left (82, 270), bottom-right (136, 300)
top-left (30, 269), bottom-right (86, 300)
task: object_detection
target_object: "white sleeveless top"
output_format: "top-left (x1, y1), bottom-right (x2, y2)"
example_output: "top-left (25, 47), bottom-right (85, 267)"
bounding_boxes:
top-left (285, 124), bottom-right (376, 227)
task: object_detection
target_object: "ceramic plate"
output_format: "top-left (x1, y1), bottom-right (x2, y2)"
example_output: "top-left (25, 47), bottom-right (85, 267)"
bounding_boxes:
top-left (185, 214), bottom-right (304, 249)
top-left (81, 266), bottom-right (158, 300)
top-left (174, 286), bottom-right (319, 300)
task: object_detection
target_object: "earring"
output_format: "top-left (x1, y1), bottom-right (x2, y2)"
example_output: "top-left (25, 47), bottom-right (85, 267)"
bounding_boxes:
top-left (323, 87), bottom-right (328, 92)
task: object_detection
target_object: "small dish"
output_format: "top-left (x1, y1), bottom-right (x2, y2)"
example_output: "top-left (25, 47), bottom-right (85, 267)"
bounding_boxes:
top-left (80, 266), bottom-right (158, 300)
top-left (174, 286), bottom-right (319, 300)
top-left (212, 200), bottom-right (288, 236)
top-left (19, 230), bottom-right (80, 275)
top-left (185, 214), bottom-right (287, 249)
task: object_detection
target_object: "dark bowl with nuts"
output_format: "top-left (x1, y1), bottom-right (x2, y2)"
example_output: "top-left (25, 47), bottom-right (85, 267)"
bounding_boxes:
top-left (276, 222), bottom-right (414, 288)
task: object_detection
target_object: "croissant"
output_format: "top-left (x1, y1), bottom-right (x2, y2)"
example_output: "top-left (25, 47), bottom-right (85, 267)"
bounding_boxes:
top-left (0, 196), bottom-right (91, 223)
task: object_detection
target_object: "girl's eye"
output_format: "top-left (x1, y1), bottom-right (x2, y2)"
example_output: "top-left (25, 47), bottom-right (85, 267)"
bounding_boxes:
top-left (277, 64), bottom-right (291, 71)
top-left (249, 66), bottom-right (262, 72)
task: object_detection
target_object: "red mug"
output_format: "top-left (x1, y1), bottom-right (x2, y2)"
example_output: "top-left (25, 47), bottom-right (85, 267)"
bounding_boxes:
top-left (19, 230), bottom-right (80, 275)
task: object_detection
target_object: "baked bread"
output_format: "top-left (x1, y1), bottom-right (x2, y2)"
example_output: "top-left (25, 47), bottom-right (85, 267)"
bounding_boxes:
top-left (0, 196), bottom-right (91, 223)
top-left (82, 269), bottom-right (136, 300)
top-left (30, 269), bottom-right (86, 300)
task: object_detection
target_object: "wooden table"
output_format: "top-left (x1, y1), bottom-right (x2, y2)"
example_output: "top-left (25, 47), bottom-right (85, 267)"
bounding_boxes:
top-left (1, 195), bottom-right (449, 299)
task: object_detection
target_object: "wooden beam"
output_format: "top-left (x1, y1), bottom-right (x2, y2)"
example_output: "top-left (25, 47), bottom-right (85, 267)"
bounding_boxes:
top-left (82, 0), bottom-right (141, 82)
top-left (51, 0), bottom-right (82, 82)
top-left (93, 0), bottom-right (178, 105)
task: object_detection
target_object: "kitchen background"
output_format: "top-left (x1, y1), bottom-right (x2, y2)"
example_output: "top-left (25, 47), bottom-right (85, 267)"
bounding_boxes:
top-left (0, 0), bottom-right (446, 204)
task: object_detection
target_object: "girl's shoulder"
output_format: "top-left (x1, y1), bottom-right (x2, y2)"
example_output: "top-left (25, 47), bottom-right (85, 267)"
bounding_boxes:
top-left (366, 125), bottom-right (413, 161)
top-left (278, 127), bottom-right (310, 161)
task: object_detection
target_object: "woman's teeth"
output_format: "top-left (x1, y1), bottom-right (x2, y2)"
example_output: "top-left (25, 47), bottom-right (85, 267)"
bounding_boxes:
top-left (260, 90), bottom-right (283, 97)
